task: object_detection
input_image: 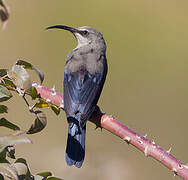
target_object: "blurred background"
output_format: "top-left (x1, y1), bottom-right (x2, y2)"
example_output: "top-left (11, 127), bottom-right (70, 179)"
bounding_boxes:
top-left (1, 0), bottom-right (188, 179)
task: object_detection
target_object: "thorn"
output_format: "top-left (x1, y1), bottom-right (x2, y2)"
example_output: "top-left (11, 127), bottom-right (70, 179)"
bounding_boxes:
top-left (161, 154), bottom-right (165, 159)
top-left (51, 91), bottom-right (56, 96)
top-left (46, 98), bottom-right (51, 103)
top-left (60, 104), bottom-right (64, 109)
top-left (136, 135), bottom-right (144, 144)
top-left (32, 82), bottom-right (37, 86)
top-left (152, 140), bottom-right (155, 145)
top-left (172, 168), bottom-right (177, 176)
top-left (51, 85), bottom-right (57, 96)
top-left (166, 147), bottom-right (172, 154)
top-left (95, 125), bottom-right (102, 131)
top-left (52, 85), bottom-right (56, 91)
top-left (151, 140), bottom-right (157, 149)
top-left (178, 164), bottom-right (183, 170)
top-left (37, 85), bottom-right (42, 88)
top-left (124, 136), bottom-right (131, 144)
top-left (108, 115), bottom-right (115, 120)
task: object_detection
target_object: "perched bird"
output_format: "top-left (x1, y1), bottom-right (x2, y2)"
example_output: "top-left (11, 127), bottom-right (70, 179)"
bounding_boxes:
top-left (46, 25), bottom-right (108, 168)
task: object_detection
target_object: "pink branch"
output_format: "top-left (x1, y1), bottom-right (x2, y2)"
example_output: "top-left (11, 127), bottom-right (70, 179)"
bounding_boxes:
top-left (32, 82), bottom-right (188, 180)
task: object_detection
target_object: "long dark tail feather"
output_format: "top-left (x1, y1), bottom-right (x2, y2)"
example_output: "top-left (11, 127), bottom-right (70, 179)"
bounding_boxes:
top-left (66, 121), bottom-right (86, 168)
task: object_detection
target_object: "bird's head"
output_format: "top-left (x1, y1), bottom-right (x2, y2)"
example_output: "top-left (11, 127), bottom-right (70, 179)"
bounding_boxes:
top-left (46, 25), bottom-right (106, 50)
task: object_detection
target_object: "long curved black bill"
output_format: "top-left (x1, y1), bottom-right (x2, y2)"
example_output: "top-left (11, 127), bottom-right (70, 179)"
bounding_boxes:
top-left (46, 25), bottom-right (78, 33)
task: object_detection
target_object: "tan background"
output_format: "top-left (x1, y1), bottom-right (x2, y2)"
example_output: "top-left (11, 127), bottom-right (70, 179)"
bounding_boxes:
top-left (1, 0), bottom-right (188, 179)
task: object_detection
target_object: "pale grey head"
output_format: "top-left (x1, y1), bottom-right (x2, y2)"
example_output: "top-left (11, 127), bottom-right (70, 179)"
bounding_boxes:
top-left (46, 25), bottom-right (106, 52)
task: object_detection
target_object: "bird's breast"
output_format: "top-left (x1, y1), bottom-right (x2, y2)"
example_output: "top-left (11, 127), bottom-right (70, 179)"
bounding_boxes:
top-left (65, 51), bottom-right (104, 74)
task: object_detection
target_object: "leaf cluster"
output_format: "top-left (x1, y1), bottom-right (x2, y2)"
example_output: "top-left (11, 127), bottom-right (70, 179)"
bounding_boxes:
top-left (0, 60), bottom-right (62, 180)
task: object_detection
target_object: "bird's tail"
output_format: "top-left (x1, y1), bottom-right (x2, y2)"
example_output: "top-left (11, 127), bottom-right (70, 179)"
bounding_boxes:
top-left (65, 118), bottom-right (86, 168)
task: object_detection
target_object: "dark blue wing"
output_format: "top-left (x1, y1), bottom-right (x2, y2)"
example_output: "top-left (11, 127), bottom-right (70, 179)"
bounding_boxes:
top-left (63, 67), bottom-right (105, 127)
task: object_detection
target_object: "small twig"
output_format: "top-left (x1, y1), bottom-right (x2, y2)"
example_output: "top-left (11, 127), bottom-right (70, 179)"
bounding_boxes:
top-left (22, 93), bottom-right (30, 107)
top-left (0, 75), bottom-right (7, 83)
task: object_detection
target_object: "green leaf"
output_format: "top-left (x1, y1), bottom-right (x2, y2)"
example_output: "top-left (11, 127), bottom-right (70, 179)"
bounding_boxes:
top-left (0, 105), bottom-right (8, 113)
top-left (51, 105), bottom-right (60, 115)
top-left (0, 69), bottom-right (7, 77)
top-left (0, 149), bottom-right (6, 161)
top-left (0, 133), bottom-right (32, 154)
top-left (0, 118), bottom-right (20, 130)
top-left (2, 78), bottom-right (16, 88)
top-left (13, 162), bottom-right (28, 176)
top-left (28, 86), bottom-right (38, 100)
top-left (0, 149), bottom-right (9, 164)
top-left (0, 163), bottom-right (18, 180)
top-left (35, 99), bottom-right (49, 108)
top-left (27, 111), bottom-right (47, 134)
top-left (37, 172), bottom-right (52, 178)
top-left (15, 158), bottom-right (27, 165)
top-left (15, 158), bottom-right (31, 178)
top-left (15, 60), bottom-right (33, 70)
top-left (34, 176), bottom-right (64, 180)
top-left (0, 85), bottom-right (12, 102)
top-left (34, 175), bottom-right (44, 180)
top-left (16, 60), bottom-right (44, 84)
top-left (47, 177), bottom-right (64, 180)
top-left (7, 65), bottom-right (31, 90)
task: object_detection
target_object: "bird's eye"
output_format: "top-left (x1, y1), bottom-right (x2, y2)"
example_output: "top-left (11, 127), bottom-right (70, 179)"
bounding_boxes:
top-left (82, 30), bottom-right (89, 35)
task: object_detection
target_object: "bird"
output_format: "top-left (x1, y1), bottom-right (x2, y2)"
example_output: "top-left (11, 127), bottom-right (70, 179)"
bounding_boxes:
top-left (46, 25), bottom-right (108, 168)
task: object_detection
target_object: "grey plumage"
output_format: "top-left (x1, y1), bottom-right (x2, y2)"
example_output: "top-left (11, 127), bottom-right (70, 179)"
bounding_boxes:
top-left (46, 25), bottom-right (108, 168)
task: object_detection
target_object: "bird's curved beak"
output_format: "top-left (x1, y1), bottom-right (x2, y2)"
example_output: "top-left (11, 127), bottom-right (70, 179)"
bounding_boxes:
top-left (46, 25), bottom-right (78, 33)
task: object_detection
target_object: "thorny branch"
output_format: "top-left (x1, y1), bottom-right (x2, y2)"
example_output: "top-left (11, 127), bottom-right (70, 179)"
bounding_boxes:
top-left (7, 82), bottom-right (188, 179)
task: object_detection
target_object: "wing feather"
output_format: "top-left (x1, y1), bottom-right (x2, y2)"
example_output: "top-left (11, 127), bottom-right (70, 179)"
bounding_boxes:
top-left (63, 55), bottom-right (107, 127)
